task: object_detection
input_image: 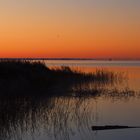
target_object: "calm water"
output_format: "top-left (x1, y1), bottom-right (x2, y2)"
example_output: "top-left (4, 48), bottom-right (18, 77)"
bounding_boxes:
top-left (1, 60), bottom-right (140, 140)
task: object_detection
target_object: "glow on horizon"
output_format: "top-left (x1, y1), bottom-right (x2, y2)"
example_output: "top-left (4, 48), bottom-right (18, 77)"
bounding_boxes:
top-left (0, 0), bottom-right (140, 59)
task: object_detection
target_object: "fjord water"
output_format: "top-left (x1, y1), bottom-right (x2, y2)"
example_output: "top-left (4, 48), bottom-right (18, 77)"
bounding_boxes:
top-left (1, 60), bottom-right (140, 140)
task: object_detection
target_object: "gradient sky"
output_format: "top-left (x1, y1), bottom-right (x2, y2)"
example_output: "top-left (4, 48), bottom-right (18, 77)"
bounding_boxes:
top-left (0, 0), bottom-right (140, 58)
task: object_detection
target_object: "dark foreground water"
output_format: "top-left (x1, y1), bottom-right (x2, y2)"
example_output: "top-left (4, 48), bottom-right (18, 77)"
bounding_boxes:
top-left (1, 60), bottom-right (140, 140)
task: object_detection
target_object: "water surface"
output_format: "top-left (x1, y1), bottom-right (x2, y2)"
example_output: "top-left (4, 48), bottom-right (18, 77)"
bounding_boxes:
top-left (1, 60), bottom-right (140, 140)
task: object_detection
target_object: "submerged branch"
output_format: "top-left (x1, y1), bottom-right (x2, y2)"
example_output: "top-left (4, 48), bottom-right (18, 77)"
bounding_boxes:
top-left (92, 125), bottom-right (140, 131)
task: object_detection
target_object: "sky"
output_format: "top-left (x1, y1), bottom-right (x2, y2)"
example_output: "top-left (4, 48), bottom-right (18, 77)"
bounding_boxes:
top-left (0, 0), bottom-right (140, 59)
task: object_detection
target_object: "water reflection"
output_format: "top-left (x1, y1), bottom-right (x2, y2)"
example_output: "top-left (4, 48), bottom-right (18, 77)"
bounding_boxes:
top-left (0, 96), bottom-right (95, 140)
top-left (0, 67), bottom-right (140, 140)
top-left (73, 79), bottom-right (140, 101)
top-left (0, 92), bottom-right (140, 140)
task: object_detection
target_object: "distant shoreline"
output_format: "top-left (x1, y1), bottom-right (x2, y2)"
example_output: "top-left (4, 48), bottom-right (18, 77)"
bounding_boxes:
top-left (0, 58), bottom-right (140, 61)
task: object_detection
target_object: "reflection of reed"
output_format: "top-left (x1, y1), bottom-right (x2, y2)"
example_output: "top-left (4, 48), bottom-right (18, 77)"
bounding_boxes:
top-left (73, 83), bottom-right (138, 101)
top-left (0, 87), bottom-right (139, 140)
top-left (0, 96), bottom-right (95, 140)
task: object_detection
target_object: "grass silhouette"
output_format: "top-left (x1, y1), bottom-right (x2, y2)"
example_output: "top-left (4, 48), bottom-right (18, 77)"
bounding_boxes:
top-left (0, 60), bottom-right (118, 97)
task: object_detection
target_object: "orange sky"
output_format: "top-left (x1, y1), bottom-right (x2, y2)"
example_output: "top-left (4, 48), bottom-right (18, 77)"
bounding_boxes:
top-left (0, 0), bottom-right (140, 59)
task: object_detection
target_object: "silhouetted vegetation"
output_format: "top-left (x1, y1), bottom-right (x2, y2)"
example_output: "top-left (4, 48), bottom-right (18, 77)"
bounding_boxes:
top-left (0, 60), bottom-right (120, 97)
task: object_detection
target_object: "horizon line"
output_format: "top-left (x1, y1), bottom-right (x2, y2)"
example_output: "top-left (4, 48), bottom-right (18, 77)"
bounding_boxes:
top-left (0, 58), bottom-right (140, 61)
